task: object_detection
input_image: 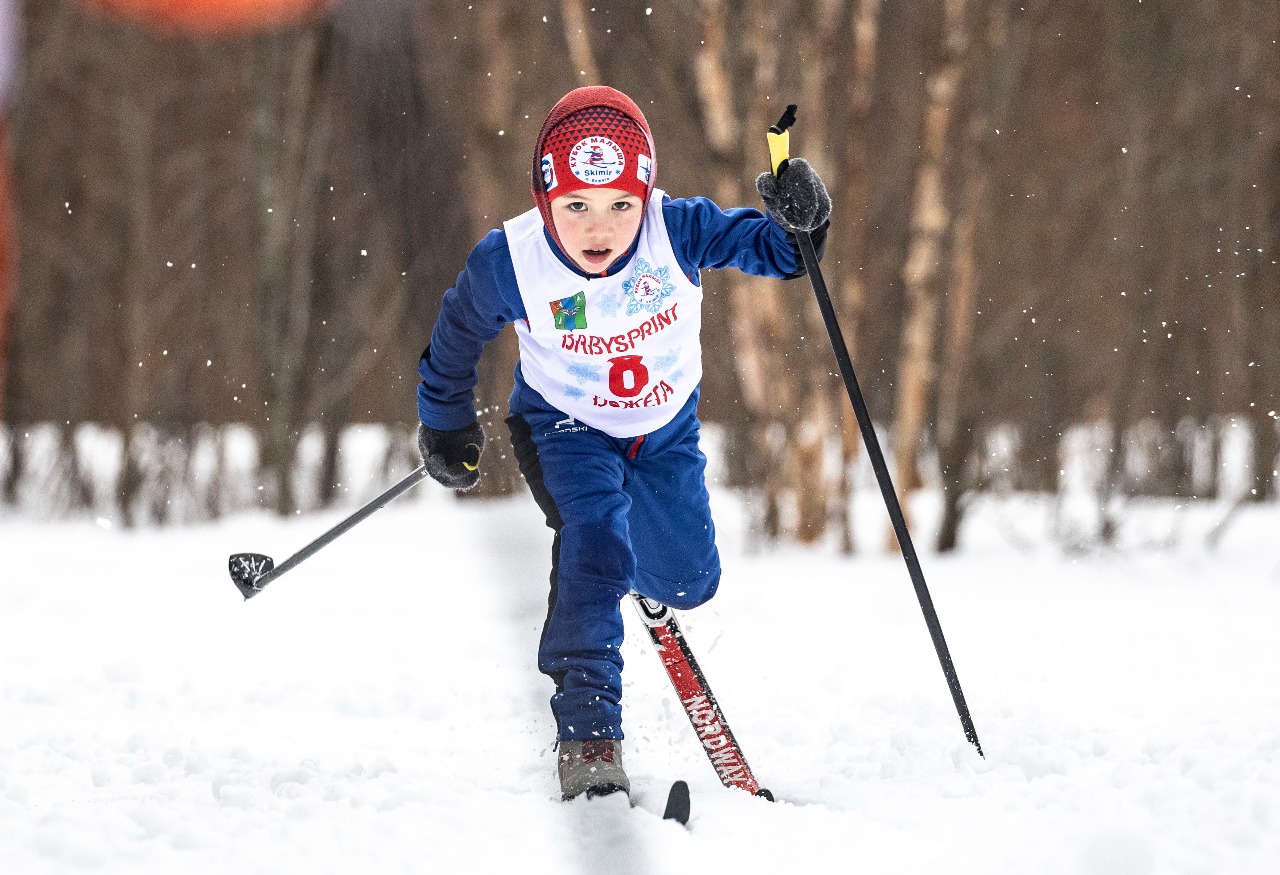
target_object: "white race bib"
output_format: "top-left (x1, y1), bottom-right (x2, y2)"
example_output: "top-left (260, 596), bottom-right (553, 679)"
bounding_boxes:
top-left (505, 191), bottom-right (703, 438)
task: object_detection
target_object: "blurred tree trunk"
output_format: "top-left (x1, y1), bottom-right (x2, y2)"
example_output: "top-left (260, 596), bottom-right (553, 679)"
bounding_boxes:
top-left (1095, 0), bottom-right (1168, 541)
top-left (0, 120), bottom-right (13, 421)
top-left (1, 419), bottom-right (17, 504)
top-left (115, 31), bottom-right (167, 525)
top-left (787, 0), bottom-right (849, 546)
top-left (559, 0), bottom-right (599, 84)
top-left (891, 0), bottom-right (970, 550)
top-left (824, 0), bottom-right (883, 554)
top-left (716, 0), bottom-right (792, 541)
top-left (934, 184), bottom-right (978, 552)
top-left (935, 1), bottom-right (1035, 551)
top-left (691, 0), bottom-right (763, 495)
top-left (1242, 0), bottom-right (1280, 501)
top-left (324, 1), bottom-right (465, 504)
top-left (453, 0), bottom-right (522, 499)
top-left (252, 27), bottom-right (331, 515)
top-left (696, 0), bottom-right (851, 546)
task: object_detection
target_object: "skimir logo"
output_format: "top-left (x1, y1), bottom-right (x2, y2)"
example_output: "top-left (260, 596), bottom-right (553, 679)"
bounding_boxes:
top-left (550, 291), bottom-right (587, 331)
top-left (623, 257), bottom-right (675, 316)
top-left (568, 136), bottom-right (625, 186)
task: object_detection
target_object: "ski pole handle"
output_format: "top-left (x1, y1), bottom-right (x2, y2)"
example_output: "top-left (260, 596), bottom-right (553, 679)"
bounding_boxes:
top-left (767, 104), bottom-right (798, 176)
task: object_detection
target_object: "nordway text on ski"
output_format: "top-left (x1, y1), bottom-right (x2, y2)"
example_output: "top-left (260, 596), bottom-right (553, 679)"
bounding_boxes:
top-left (681, 692), bottom-right (754, 789)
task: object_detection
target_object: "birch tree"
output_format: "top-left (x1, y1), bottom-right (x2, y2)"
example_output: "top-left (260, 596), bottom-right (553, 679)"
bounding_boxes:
top-left (890, 0), bottom-right (970, 549)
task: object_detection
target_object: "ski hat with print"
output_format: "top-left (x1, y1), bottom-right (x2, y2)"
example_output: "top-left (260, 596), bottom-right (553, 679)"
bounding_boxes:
top-left (532, 86), bottom-right (656, 252)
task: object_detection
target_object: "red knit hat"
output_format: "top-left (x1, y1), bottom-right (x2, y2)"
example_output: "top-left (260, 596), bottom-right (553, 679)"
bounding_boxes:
top-left (532, 87), bottom-right (656, 249)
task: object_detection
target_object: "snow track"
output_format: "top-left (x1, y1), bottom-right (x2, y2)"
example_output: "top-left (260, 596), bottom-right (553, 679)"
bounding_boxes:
top-left (2, 489), bottom-right (1279, 873)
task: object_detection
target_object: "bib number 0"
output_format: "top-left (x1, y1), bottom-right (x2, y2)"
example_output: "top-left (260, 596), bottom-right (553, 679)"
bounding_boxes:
top-left (608, 355), bottom-right (650, 398)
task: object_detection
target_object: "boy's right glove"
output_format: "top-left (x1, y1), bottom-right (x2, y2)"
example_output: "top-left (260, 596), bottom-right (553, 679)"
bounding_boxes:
top-left (755, 157), bottom-right (832, 233)
top-left (417, 421), bottom-right (485, 491)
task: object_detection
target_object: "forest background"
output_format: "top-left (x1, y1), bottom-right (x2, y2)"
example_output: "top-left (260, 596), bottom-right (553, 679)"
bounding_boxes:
top-left (1, 0), bottom-right (1278, 552)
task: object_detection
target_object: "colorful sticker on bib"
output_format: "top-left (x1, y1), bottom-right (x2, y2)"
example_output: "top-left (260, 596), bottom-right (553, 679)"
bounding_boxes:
top-left (550, 291), bottom-right (587, 331)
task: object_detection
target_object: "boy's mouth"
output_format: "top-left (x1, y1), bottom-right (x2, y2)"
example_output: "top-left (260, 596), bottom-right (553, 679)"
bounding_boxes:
top-left (582, 248), bottom-right (612, 266)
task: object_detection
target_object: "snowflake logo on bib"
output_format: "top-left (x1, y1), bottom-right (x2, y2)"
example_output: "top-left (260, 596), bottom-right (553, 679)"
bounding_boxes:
top-left (595, 289), bottom-right (623, 318)
top-left (623, 257), bottom-right (675, 316)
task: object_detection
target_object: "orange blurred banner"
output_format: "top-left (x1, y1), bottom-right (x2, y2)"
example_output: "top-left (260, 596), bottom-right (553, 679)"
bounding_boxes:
top-left (82, 0), bottom-right (333, 34)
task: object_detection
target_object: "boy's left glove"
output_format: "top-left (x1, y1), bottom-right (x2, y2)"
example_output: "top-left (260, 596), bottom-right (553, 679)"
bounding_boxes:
top-left (755, 157), bottom-right (831, 233)
top-left (417, 421), bottom-right (485, 491)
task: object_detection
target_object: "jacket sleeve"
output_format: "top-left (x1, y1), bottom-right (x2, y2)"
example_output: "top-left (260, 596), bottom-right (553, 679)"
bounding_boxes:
top-left (416, 230), bottom-right (525, 430)
top-left (662, 196), bottom-right (828, 281)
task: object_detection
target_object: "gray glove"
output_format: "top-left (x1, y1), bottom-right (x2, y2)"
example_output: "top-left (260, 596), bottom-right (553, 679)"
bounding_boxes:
top-left (755, 157), bottom-right (832, 233)
top-left (417, 421), bottom-right (485, 491)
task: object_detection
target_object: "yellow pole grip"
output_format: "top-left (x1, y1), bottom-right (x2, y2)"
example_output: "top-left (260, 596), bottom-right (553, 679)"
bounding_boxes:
top-left (767, 104), bottom-right (799, 176)
top-left (767, 129), bottom-right (791, 176)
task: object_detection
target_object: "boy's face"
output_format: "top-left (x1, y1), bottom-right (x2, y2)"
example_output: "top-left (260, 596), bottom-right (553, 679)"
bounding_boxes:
top-left (550, 187), bottom-right (645, 273)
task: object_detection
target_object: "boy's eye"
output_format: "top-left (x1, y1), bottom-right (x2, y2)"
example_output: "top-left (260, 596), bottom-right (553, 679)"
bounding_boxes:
top-left (612, 201), bottom-right (632, 211)
top-left (567, 202), bottom-right (588, 212)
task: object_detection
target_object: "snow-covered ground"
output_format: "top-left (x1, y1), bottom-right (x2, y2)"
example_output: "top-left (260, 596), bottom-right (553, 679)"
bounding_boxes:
top-left (2, 437), bottom-right (1279, 874)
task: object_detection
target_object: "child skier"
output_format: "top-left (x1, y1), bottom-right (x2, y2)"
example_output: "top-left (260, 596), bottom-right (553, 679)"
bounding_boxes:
top-left (415, 86), bottom-right (829, 801)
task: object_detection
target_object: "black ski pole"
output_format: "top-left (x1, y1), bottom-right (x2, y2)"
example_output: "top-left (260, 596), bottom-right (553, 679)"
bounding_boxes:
top-left (767, 105), bottom-right (984, 757)
top-left (228, 464), bottom-right (432, 600)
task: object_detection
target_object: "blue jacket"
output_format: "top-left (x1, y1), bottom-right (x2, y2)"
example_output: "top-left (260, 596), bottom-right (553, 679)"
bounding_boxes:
top-left (417, 194), bottom-right (806, 431)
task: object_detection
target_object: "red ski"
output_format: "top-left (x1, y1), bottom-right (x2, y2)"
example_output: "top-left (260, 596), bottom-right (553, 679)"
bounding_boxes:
top-left (631, 593), bottom-right (773, 800)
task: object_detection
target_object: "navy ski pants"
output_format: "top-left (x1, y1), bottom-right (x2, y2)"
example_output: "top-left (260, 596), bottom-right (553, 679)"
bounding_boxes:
top-left (506, 388), bottom-right (720, 741)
